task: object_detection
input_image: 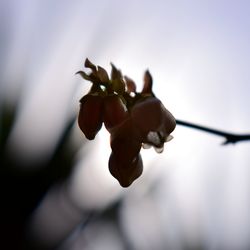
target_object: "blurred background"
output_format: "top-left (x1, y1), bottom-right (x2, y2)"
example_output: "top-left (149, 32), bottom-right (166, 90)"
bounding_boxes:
top-left (1, 0), bottom-right (250, 249)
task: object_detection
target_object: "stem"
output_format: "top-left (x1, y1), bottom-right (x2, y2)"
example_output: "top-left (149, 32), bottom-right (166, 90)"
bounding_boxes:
top-left (176, 119), bottom-right (250, 145)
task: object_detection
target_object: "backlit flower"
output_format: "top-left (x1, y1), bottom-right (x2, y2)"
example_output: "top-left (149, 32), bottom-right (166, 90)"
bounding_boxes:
top-left (131, 97), bottom-right (176, 151)
top-left (109, 152), bottom-right (143, 187)
top-left (77, 58), bottom-right (176, 187)
top-left (110, 118), bottom-right (141, 163)
top-left (78, 94), bottom-right (103, 140)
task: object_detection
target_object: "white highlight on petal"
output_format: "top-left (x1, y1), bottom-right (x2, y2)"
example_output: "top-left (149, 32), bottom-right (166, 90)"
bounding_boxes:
top-left (142, 143), bottom-right (152, 149)
top-left (132, 157), bottom-right (137, 164)
top-left (154, 146), bottom-right (164, 154)
top-left (147, 131), bottom-right (161, 146)
top-left (165, 135), bottom-right (174, 142)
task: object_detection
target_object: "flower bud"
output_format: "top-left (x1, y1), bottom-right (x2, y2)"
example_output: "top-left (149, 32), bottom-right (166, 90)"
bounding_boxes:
top-left (109, 152), bottom-right (143, 187)
top-left (78, 94), bottom-right (103, 140)
top-left (103, 94), bottom-right (128, 132)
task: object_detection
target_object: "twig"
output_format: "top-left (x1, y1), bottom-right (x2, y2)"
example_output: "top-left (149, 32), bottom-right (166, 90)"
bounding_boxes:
top-left (176, 119), bottom-right (250, 145)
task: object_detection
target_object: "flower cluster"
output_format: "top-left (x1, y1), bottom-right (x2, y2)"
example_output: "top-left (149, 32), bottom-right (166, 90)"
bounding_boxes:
top-left (77, 58), bottom-right (176, 187)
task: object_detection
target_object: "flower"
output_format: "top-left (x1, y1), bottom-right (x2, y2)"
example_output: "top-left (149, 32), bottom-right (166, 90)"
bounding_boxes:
top-left (78, 93), bottom-right (103, 140)
top-left (108, 115), bottom-right (142, 186)
top-left (109, 152), bottom-right (143, 187)
top-left (131, 97), bottom-right (176, 151)
top-left (77, 58), bottom-right (176, 187)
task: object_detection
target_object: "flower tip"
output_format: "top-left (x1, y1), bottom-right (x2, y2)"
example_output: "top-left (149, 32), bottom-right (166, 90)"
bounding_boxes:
top-left (154, 146), bottom-right (164, 153)
top-left (166, 134), bottom-right (174, 142)
top-left (109, 152), bottom-right (143, 188)
top-left (110, 62), bottom-right (115, 68)
top-left (116, 172), bottom-right (140, 187)
top-left (85, 134), bottom-right (96, 140)
top-left (142, 70), bottom-right (153, 94)
top-left (145, 69), bottom-right (151, 76)
top-left (84, 58), bottom-right (90, 66)
top-left (85, 58), bottom-right (96, 70)
top-left (118, 180), bottom-right (133, 188)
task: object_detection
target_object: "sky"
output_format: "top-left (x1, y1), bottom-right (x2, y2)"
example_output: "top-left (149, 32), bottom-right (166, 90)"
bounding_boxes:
top-left (1, 0), bottom-right (250, 249)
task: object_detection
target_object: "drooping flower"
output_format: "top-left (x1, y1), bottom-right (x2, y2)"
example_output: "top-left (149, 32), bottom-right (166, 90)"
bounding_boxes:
top-left (78, 93), bottom-right (103, 140)
top-left (77, 58), bottom-right (176, 187)
top-left (131, 97), bottom-right (176, 151)
top-left (109, 152), bottom-right (143, 187)
top-left (108, 114), bottom-right (143, 186)
top-left (110, 118), bottom-right (142, 163)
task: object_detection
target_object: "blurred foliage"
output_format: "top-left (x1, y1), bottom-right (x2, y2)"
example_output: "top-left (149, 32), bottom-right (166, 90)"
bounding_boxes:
top-left (0, 98), bottom-right (210, 250)
top-left (0, 98), bottom-right (79, 250)
top-left (0, 98), bottom-right (134, 250)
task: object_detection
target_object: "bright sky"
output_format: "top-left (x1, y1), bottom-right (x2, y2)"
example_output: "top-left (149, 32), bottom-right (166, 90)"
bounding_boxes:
top-left (1, 0), bottom-right (250, 249)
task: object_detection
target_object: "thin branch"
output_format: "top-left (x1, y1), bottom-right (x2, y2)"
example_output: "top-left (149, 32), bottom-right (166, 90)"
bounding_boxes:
top-left (176, 119), bottom-right (250, 145)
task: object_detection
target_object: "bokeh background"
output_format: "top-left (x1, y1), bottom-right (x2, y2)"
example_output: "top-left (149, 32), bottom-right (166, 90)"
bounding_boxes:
top-left (1, 0), bottom-right (250, 249)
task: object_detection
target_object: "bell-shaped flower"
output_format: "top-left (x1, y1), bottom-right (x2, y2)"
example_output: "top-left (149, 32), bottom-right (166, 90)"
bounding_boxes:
top-left (109, 152), bottom-right (143, 187)
top-left (131, 97), bottom-right (176, 151)
top-left (78, 94), bottom-right (103, 140)
top-left (109, 114), bottom-right (143, 187)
